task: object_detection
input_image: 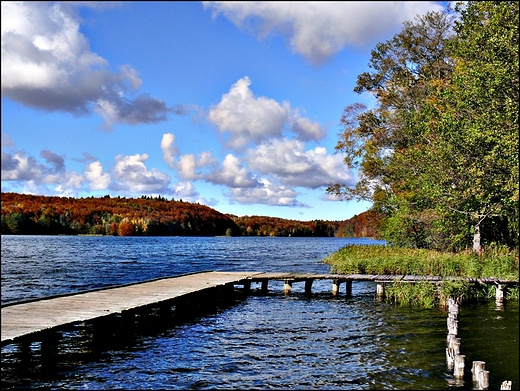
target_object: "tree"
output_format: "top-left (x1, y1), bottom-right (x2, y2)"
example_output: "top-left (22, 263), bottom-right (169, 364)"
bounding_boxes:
top-left (328, 3), bottom-right (519, 251)
top-left (439, 1), bottom-right (519, 251)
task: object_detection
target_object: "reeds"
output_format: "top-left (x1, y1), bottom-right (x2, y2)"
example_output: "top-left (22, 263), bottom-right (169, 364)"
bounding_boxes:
top-left (323, 244), bottom-right (519, 306)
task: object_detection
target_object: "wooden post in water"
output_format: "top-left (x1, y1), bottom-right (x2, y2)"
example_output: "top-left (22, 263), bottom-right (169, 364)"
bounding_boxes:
top-left (447, 316), bottom-right (458, 336)
top-left (453, 354), bottom-right (465, 378)
top-left (242, 280), bottom-right (252, 293)
top-left (495, 283), bottom-right (505, 305)
top-left (500, 380), bottom-right (512, 390)
top-left (305, 279), bottom-right (314, 295)
top-left (332, 279), bottom-right (341, 296)
top-left (446, 337), bottom-right (461, 369)
top-left (448, 297), bottom-right (459, 316)
top-left (376, 282), bottom-right (384, 299)
top-left (446, 297), bottom-right (460, 369)
top-left (345, 279), bottom-right (352, 298)
top-left (472, 361), bottom-right (486, 383)
top-left (478, 370), bottom-right (490, 390)
top-left (261, 280), bottom-right (269, 294)
top-left (40, 329), bottom-right (60, 372)
top-left (284, 279), bottom-right (292, 294)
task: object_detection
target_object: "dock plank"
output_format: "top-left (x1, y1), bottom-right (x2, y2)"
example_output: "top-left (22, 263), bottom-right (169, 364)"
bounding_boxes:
top-left (1, 271), bottom-right (257, 343)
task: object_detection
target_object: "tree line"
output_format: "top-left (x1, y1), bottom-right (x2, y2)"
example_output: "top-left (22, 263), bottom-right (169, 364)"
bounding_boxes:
top-left (0, 192), bottom-right (380, 238)
top-left (327, 2), bottom-right (518, 252)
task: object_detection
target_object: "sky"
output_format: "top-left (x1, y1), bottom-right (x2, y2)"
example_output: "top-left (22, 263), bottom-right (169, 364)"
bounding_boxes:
top-left (1, 1), bottom-right (447, 222)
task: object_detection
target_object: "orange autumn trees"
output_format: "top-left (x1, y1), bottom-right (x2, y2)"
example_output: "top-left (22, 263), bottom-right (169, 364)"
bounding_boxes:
top-left (1, 192), bottom-right (380, 237)
top-left (0, 193), bottom-right (237, 236)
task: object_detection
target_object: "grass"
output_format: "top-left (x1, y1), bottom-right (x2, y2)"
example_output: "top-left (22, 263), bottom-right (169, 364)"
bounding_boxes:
top-left (323, 244), bottom-right (519, 307)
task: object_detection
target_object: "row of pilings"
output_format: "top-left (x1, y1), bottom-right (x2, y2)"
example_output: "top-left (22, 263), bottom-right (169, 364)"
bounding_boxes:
top-left (446, 293), bottom-right (513, 390)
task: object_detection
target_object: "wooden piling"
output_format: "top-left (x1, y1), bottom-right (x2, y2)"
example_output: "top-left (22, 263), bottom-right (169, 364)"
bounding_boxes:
top-left (376, 282), bottom-right (384, 299)
top-left (500, 380), bottom-right (512, 390)
top-left (453, 354), bottom-right (465, 378)
top-left (40, 329), bottom-right (60, 372)
top-left (478, 370), bottom-right (490, 390)
top-left (446, 337), bottom-right (460, 369)
top-left (261, 280), bottom-right (269, 294)
top-left (283, 279), bottom-right (292, 294)
top-left (472, 361), bottom-right (486, 383)
top-left (448, 300), bottom-right (459, 319)
top-left (496, 284), bottom-right (506, 304)
top-left (447, 316), bottom-right (458, 336)
top-left (345, 280), bottom-right (352, 298)
top-left (332, 279), bottom-right (341, 296)
top-left (304, 279), bottom-right (314, 295)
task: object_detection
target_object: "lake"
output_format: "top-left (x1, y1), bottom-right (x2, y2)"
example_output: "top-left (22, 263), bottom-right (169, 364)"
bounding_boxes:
top-left (1, 235), bottom-right (518, 389)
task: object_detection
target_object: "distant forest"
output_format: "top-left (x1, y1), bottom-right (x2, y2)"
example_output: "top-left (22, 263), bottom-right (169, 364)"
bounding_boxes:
top-left (1, 192), bottom-right (381, 238)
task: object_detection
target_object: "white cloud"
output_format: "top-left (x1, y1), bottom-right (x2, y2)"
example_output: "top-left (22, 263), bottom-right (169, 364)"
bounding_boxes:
top-left (85, 160), bottom-right (111, 190)
top-left (204, 1), bottom-right (445, 65)
top-left (1, 151), bottom-right (43, 181)
top-left (289, 113), bottom-right (326, 141)
top-left (208, 76), bottom-right (288, 150)
top-left (1, 149), bottom-right (85, 196)
top-left (176, 152), bottom-right (218, 180)
top-left (111, 153), bottom-right (171, 194)
top-left (226, 178), bottom-right (307, 207)
top-left (161, 133), bottom-right (178, 169)
top-left (209, 154), bottom-right (260, 188)
top-left (246, 138), bottom-right (355, 189)
top-left (1, 1), bottom-right (172, 129)
top-left (172, 181), bottom-right (200, 199)
top-left (172, 181), bottom-right (217, 206)
top-left (208, 76), bottom-right (325, 150)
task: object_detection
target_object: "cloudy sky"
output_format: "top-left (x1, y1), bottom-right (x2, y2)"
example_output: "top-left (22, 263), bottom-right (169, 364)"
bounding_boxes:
top-left (1, 1), bottom-right (447, 221)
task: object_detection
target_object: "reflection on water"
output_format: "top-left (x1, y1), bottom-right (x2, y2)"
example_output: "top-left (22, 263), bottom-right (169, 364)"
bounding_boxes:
top-left (1, 236), bottom-right (518, 390)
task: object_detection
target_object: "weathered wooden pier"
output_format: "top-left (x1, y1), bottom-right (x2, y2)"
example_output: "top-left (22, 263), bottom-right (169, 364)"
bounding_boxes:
top-left (2, 271), bottom-right (517, 345)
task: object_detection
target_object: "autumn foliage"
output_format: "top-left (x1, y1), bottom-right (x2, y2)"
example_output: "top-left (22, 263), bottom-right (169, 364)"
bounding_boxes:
top-left (1, 192), bottom-right (380, 237)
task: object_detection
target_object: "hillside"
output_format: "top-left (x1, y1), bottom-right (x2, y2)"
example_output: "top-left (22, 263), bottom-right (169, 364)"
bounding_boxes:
top-left (1, 193), bottom-right (380, 237)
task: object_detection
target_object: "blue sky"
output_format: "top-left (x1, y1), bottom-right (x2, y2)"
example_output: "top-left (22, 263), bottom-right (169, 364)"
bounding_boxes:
top-left (1, 1), bottom-right (446, 221)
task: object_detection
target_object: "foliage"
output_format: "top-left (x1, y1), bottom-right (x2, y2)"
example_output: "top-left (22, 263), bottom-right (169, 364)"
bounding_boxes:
top-left (229, 215), bottom-right (339, 237)
top-left (328, 2), bottom-right (519, 252)
top-left (335, 211), bottom-right (384, 238)
top-left (0, 192), bottom-right (238, 237)
top-left (1, 193), bottom-right (379, 238)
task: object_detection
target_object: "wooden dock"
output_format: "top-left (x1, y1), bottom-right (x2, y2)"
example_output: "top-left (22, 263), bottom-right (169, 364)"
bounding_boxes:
top-left (2, 271), bottom-right (517, 345)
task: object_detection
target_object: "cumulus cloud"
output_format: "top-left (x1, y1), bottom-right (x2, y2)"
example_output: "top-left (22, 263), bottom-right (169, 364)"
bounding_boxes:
top-left (226, 178), bottom-right (307, 207)
top-left (208, 76), bottom-right (325, 150)
top-left (208, 76), bottom-right (288, 150)
top-left (1, 149), bottom-right (84, 196)
top-left (85, 160), bottom-right (111, 190)
top-left (111, 153), bottom-right (171, 194)
top-left (1, 1), bottom-right (172, 129)
top-left (246, 138), bottom-right (355, 189)
top-left (209, 154), bottom-right (260, 188)
top-left (1, 151), bottom-right (43, 181)
top-left (161, 133), bottom-right (179, 169)
top-left (204, 1), bottom-right (445, 65)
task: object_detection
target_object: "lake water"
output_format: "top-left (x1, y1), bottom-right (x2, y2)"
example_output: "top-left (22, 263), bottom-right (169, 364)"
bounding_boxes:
top-left (1, 235), bottom-right (518, 390)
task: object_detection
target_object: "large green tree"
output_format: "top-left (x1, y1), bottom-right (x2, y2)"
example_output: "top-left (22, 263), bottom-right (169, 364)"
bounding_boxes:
top-left (328, 2), bottom-right (518, 251)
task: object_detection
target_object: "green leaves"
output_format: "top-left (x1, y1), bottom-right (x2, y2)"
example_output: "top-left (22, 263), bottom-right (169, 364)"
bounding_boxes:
top-left (330, 2), bottom-right (519, 251)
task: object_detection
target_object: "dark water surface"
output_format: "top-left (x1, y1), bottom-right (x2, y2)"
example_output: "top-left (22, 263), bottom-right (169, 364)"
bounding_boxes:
top-left (1, 235), bottom-right (518, 390)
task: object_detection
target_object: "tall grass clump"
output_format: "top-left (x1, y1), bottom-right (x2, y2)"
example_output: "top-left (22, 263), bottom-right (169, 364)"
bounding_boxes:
top-left (323, 244), bottom-right (519, 307)
top-left (323, 244), bottom-right (519, 279)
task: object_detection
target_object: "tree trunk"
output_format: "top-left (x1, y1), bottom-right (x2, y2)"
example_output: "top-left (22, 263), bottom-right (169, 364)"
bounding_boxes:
top-left (473, 223), bottom-right (481, 253)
